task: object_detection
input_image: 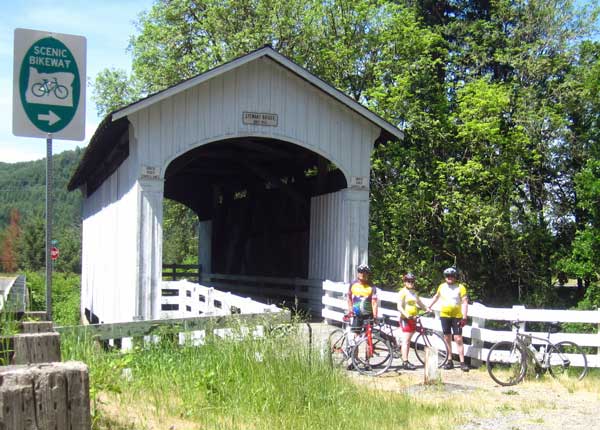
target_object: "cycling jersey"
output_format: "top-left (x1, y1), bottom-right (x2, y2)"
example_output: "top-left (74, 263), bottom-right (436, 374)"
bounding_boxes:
top-left (435, 282), bottom-right (467, 318)
top-left (348, 280), bottom-right (377, 316)
top-left (398, 287), bottom-right (420, 317)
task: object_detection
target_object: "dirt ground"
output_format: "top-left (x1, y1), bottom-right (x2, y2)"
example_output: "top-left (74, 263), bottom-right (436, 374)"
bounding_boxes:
top-left (352, 362), bottom-right (600, 430)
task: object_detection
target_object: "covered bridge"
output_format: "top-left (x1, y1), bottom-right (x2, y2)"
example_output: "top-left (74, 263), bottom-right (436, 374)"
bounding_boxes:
top-left (68, 46), bottom-right (402, 324)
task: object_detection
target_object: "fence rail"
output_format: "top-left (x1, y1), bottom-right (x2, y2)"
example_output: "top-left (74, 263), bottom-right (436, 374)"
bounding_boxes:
top-left (162, 263), bottom-right (202, 282)
top-left (322, 280), bottom-right (600, 368)
top-left (55, 311), bottom-right (290, 343)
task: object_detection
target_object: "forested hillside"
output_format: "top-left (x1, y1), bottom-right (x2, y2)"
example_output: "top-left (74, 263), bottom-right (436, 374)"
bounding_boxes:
top-left (0, 148), bottom-right (84, 272)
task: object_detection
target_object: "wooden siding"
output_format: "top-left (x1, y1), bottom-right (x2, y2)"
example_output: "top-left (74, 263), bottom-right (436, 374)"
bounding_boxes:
top-left (129, 57), bottom-right (380, 184)
top-left (80, 146), bottom-right (140, 324)
top-left (309, 189), bottom-right (369, 283)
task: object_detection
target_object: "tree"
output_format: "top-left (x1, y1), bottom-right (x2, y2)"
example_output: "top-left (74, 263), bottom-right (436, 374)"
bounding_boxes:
top-left (162, 199), bottom-right (199, 265)
top-left (17, 216), bottom-right (45, 271)
top-left (0, 209), bottom-right (22, 273)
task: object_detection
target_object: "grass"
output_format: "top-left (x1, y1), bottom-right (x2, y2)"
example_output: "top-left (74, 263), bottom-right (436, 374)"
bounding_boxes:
top-left (62, 324), bottom-right (462, 430)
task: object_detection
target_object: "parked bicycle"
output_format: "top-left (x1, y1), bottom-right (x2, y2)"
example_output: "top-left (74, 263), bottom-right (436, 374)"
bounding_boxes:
top-left (486, 320), bottom-right (588, 386)
top-left (375, 313), bottom-right (449, 368)
top-left (327, 314), bottom-right (393, 376)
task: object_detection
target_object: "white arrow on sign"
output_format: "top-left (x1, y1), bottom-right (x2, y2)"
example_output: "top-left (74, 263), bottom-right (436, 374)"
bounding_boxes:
top-left (37, 110), bottom-right (60, 126)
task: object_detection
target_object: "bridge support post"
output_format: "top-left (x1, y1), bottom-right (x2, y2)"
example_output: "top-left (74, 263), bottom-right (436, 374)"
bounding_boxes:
top-left (136, 179), bottom-right (164, 321)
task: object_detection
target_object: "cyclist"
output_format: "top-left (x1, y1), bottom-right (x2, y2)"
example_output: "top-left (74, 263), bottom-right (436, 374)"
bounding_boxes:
top-left (398, 272), bottom-right (427, 370)
top-left (427, 267), bottom-right (469, 372)
top-left (347, 264), bottom-right (378, 334)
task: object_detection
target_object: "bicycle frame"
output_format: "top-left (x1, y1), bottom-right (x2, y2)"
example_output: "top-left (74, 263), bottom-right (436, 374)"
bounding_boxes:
top-left (365, 320), bottom-right (374, 357)
top-left (512, 328), bottom-right (570, 370)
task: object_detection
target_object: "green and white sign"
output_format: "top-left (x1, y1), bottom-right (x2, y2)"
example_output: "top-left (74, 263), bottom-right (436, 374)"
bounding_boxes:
top-left (12, 28), bottom-right (86, 140)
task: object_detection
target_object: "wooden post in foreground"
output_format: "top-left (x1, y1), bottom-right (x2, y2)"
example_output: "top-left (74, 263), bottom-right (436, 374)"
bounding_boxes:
top-left (0, 362), bottom-right (91, 430)
top-left (424, 346), bottom-right (440, 385)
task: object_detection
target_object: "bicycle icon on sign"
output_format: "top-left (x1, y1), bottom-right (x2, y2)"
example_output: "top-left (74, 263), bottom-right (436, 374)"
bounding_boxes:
top-left (31, 77), bottom-right (69, 100)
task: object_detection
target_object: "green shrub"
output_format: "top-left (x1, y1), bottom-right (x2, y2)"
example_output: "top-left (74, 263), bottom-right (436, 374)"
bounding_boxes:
top-left (26, 271), bottom-right (81, 326)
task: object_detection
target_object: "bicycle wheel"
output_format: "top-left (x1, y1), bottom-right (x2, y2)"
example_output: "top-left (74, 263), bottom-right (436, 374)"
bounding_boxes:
top-left (54, 85), bottom-right (68, 99)
top-left (413, 330), bottom-right (449, 368)
top-left (31, 83), bottom-right (45, 97)
top-left (328, 328), bottom-right (350, 368)
top-left (486, 341), bottom-right (527, 386)
top-left (548, 341), bottom-right (588, 380)
top-left (351, 333), bottom-right (392, 376)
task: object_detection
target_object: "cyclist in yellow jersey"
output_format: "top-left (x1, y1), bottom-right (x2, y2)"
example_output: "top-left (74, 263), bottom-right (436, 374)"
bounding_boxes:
top-left (397, 272), bottom-right (427, 370)
top-left (427, 267), bottom-right (469, 372)
top-left (347, 264), bottom-right (378, 332)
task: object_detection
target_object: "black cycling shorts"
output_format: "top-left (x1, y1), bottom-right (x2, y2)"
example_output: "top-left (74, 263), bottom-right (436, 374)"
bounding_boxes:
top-left (440, 317), bottom-right (462, 336)
top-left (351, 314), bottom-right (373, 332)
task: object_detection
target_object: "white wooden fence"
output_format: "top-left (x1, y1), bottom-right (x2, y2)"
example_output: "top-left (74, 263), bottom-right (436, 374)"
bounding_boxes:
top-left (322, 280), bottom-right (600, 368)
top-left (161, 280), bottom-right (283, 318)
top-left (200, 273), bottom-right (324, 316)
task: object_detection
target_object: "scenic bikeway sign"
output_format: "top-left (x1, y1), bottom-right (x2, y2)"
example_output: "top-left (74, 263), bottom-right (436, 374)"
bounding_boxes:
top-left (12, 28), bottom-right (86, 140)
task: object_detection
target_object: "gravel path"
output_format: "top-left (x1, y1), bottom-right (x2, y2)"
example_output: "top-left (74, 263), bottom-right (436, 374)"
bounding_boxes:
top-left (348, 363), bottom-right (600, 430)
top-left (312, 322), bottom-right (599, 430)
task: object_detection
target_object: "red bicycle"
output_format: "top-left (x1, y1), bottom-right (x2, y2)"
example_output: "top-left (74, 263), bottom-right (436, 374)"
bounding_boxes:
top-left (328, 314), bottom-right (393, 376)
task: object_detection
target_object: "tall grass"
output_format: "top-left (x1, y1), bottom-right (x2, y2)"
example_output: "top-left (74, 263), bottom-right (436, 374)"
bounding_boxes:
top-left (0, 301), bottom-right (19, 365)
top-left (62, 324), bottom-right (460, 430)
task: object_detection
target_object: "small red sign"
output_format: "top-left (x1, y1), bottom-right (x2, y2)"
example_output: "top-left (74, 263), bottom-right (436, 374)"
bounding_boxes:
top-left (51, 246), bottom-right (59, 260)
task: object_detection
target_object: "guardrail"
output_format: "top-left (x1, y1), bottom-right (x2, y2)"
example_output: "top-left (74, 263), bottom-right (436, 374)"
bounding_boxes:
top-left (0, 275), bottom-right (27, 313)
top-left (322, 280), bottom-right (600, 367)
top-left (55, 311), bottom-right (290, 343)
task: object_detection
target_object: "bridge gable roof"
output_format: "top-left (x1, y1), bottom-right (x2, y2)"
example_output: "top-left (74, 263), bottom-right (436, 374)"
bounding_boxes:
top-left (68, 46), bottom-right (402, 192)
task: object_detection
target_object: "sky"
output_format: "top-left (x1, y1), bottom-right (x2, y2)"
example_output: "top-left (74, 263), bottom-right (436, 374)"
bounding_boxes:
top-left (1, 0), bottom-right (155, 163)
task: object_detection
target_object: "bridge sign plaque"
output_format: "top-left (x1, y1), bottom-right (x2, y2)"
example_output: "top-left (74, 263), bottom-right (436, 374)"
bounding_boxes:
top-left (12, 28), bottom-right (86, 140)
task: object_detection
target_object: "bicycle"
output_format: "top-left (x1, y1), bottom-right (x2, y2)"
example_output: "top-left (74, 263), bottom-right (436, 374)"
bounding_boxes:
top-left (31, 77), bottom-right (69, 99)
top-left (486, 320), bottom-right (588, 386)
top-left (375, 312), bottom-right (449, 368)
top-left (327, 314), bottom-right (393, 376)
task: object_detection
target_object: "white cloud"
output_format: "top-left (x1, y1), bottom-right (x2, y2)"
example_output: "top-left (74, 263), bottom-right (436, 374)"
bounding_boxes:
top-left (0, 140), bottom-right (46, 162)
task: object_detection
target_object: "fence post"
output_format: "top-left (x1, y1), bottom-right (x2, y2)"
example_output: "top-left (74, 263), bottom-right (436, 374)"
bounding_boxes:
top-left (206, 287), bottom-right (214, 315)
top-left (323, 281), bottom-right (332, 325)
top-left (512, 305), bottom-right (526, 331)
top-left (470, 304), bottom-right (486, 367)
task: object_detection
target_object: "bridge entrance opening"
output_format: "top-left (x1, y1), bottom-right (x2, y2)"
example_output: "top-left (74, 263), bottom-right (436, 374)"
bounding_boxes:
top-left (163, 137), bottom-right (347, 283)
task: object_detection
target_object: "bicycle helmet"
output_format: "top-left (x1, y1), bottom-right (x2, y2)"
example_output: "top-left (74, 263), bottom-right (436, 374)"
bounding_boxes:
top-left (403, 272), bottom-right (416, 281)
top-left (443, 267), bottom-right (458, 277)
top-left (357, 264), bottom-right (372, 274)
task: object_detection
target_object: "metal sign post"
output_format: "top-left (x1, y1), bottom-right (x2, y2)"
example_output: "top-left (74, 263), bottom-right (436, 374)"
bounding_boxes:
top-left (46, 135), bottom-right (53, 320)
